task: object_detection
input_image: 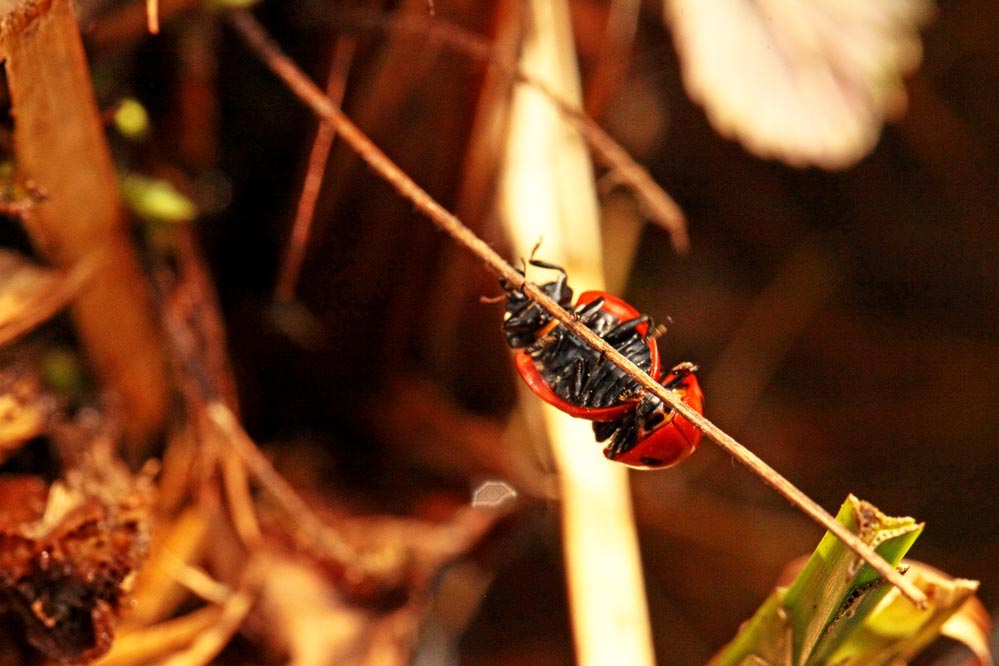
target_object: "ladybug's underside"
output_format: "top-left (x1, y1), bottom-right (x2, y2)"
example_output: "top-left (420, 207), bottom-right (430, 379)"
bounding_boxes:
top-left (528, 307), bottom-right (654, 410)
top-left (500, 260), bottom-right (703, 470)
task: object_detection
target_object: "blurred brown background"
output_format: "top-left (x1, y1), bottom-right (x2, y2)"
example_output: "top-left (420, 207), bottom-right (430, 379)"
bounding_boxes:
top-left (101, 0), bottom-right (999, 663)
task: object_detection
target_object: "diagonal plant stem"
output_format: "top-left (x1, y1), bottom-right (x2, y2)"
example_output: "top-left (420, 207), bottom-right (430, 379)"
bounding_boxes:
top-left (225, 8), bottom-right (927, 609)
top-left (274, 34), bottom-right (358, 303)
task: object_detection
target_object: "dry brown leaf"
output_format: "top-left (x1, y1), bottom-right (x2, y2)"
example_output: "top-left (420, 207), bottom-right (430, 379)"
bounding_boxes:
top-left (941, 594), bottom-right (994, 666)
top-left (0, 363), bottom-right (49, 462)
top-left (94, 604), bottom-right (226, 666)
top-left (0, 451), bottom-right (154, 663)
top-left (915, 561), bottom-right (994, 666)
top-left (121, 504), bottom-right (214, 630)
top-left (0, 249), bottom-right (93, 348)
top-left (664, 0), bottom-right (934, 169)
top-left (255, 553), bottom-right (370, 666)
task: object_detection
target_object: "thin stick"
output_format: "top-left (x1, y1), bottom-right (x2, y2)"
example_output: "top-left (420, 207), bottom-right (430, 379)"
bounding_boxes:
top-left (226, 8), bottom-right (927, 609)
top-left (274, 34), bottom-right (358, 302)
top-left (584, 0), bottom-right (641, 117)
top-left (206, 401), bottom-right (403, 582)
top-left (157, 564), bottom-right (259, 666)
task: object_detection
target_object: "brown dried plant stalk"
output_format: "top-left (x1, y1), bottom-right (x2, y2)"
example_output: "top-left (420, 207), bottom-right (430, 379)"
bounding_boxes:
top-left (0, 0), bottom-right (170, 449)
top-left (274, 34), bottom-right (358, 302)
top-left (225, 8), bottom-right (927, 609)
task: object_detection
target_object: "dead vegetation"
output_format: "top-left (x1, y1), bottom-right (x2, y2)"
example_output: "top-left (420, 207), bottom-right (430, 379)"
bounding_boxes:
top-left (0, 1), bottom-right (996, 665)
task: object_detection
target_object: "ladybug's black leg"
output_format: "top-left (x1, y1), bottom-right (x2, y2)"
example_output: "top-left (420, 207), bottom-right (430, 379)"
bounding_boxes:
top-left (616, 336), bottom-right (653, 373)
top-left (546, 271), bottom-right (573, 308)
top-left (607, 417), bottom-right (640, 457)
top-left (664, 362), bottom-right (698, 389)
top-left (596, 373), bottom-right (636, 408)
top-left (593, 420), bottom-right (617, 442)
top-left (499, 265), bottom-right (526, 291)
top-left (525, 327), bottom-right (562, 356)
top-left (637, 394), bottom-right (668, 426)
top-left (644, 407), bottom-right (667, 430)
top-left (573, 297), bottom-right (605, 323)
top-left (528, 258), bottom-right (567, 273)
top-left (541, 339), bottom-right (597, 402)
top-left (579, 357), bottom-right (614, 405)
top-left (503, 308), bottom-right (548, 346)
top-left (528, 261), bottom-right (574, 307)
top-left (648, 322), bottom-right (669, 340)
top-left (604, 315), bottom-right (652, 342)
top-left (566, 355), bottom-right (589, 402)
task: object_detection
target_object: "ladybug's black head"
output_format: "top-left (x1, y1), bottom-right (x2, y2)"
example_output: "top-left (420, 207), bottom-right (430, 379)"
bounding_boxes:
top-left (499, 262), bottom-right (574, 349)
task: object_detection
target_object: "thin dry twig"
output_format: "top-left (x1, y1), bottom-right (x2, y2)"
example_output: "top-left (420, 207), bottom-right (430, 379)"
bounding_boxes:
top-left (160, 553), bottom-right (233, 605)
top-left (157, 238), bottom-right (402, 586)
top-left (226, 8), bottom-right (927, 608)
top-left (339, 9), bottom-right (689, 252)
top-left (156, 562), bottom-right (260, 666)
top-left (274, 34), bottom-right (358, 302)
top-left (95, 605), bottom-right (225, 666)
top-left (584, 0), bottom-right (641, 118)
top-left (206, 402), bottom-right (404, 584)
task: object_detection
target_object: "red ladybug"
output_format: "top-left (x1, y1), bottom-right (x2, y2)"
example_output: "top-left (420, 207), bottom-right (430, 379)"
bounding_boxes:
top-left (593, 362), bottom-right (703, 469)
top-left (501, 262), bottom-right (660, 419)
top-left (500, 261), bottom-right (704, 470)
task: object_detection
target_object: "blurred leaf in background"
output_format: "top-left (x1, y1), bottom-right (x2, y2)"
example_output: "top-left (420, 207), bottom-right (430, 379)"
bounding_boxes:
top-left (663, 0), bottom-right (935, 168)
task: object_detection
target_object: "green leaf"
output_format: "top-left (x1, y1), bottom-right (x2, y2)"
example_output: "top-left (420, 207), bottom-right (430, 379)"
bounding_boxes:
top-left (41, 347), bottom-right (88, 403)
top-left (710, 495), bottom-right (925, 666)
top-left (120, 173), bottom-right (198, 225)
top-left (821, 562), bottom-right (983, 665)
top-left (113, 98), bottom-right (150, 141)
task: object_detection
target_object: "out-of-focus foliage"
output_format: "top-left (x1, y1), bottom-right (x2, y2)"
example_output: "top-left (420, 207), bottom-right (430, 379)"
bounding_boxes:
top-left (112, 98), bottom-right (150, 141)
top-left (120, 174), bottom-right (198, 225)
top-left (663, 0), bottom-right (934, 169)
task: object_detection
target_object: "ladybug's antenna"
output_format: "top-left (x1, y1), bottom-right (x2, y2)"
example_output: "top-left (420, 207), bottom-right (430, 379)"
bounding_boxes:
top-left (529, 238), bottom-right (544, 263)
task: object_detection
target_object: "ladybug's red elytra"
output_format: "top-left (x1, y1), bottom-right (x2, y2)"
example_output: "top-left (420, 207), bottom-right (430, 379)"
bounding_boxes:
top-left (594, 362), bottom-right (703, 469)
top-left (500, 260), bottom-right (704, 470)
top-left (509, 288), bottom-right (662, 421)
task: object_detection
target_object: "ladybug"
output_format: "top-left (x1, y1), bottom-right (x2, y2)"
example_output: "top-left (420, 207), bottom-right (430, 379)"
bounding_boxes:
top-left (501, 260), bottom-right (660, 420)
top-left (593, 362), bottom-right (703, 469)
top-left (500, 260), bottom-right (704, 471)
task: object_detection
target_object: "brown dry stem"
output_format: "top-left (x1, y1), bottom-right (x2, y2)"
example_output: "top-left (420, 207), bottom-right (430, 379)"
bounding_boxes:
top-left (275, 34), bottom-right (359, 302)
top-left (584, 0), bottom-right (641, 118)
top-left (227, 7), bottom-right (927, 608)
top-left (0, 0), bottom-right (169, 449)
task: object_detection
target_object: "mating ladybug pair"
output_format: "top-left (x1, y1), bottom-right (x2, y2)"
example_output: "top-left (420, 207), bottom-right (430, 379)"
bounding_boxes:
top-left (500, 260), bottom-right (704, 469)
